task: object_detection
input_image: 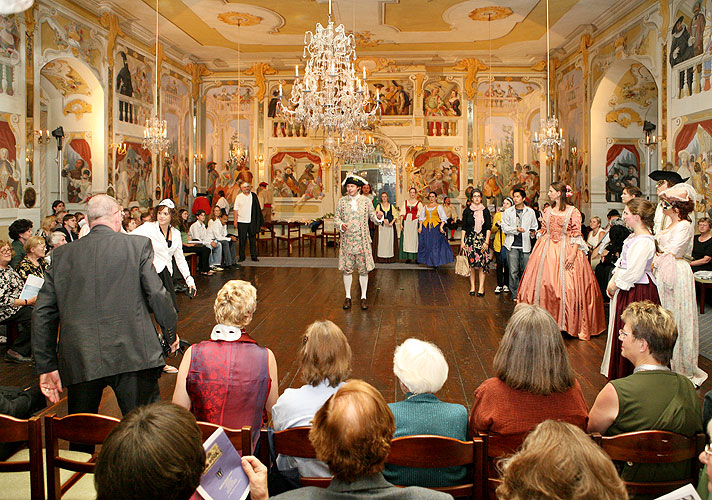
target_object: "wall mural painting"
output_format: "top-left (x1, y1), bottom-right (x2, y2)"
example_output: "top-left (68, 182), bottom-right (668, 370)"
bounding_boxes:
top-left (606, 63), bottom-right (656, 129)
top-left (669, 2), bottom-right (709, 95)
top-left (41, 58), bottom-right (91, 96)
top-left (270, 152), bottom-right (323, 203)
top-left (114, 141), bottom-right (153, 209)
top-left (63, 134), bottom-right (92, 203)
top-left (674, 118), bottom-right (712, 215)
top-left (267, 83), bottom-right (306, 138)
top-left (42, 15), bottom-right (102, 72)
top-left (0, 117), bottom-right (20, 208)
top-left (557, 68), bottom-right (588, 209)
top-left (476, 78), bottom-right (538, 108)
top-left (605, 144), bottom-right (640, 202)
top-left (423, 80), bottom-right (461, 117)
top-left (411, 151), bottom-right (460, 201)
top-left (480, 116), bottom-right (516, 205)
top-left (0, 15), bottom-right (20, 96)
top-left (114, 49), bottom-right (153, 125)
top-left (368, 79), bottom-right (412, 115)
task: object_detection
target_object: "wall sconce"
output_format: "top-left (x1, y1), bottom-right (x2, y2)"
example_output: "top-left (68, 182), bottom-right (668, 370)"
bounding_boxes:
top-left (467, 150), bottom-right (476, 162)
top-left (570, 146), bottom-right (578, 158)
top-left (255, 154), bottom-right (264, 166)
top-left (194, 153), bottom-right (204, 161)
top-left (644, 132), bottom-right (658, 149)
top-left (35, 130), bottom-right (51, 144)
top-left (111, 142), bottom-right (127, 155)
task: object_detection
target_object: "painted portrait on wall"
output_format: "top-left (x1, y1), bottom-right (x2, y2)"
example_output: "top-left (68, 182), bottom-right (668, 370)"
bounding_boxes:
top-left (674, 118), bottom-right (712, 215)
top-left (368, 79), bottom-right (412, 116)
top-left (605, 144), bottom-right (640, 202)
top-left (63, 134), bottom-right (92, 203)
top-left (114, 141), bottom-right (153, 209)
top-left (270, 152), bottom-right (323, 202)
top-left (423, 80), bottom-right (461, 117)
top-left (411, 151), bottom-right (460, 200)
top-left (0, 117), bottom-right (19, 208)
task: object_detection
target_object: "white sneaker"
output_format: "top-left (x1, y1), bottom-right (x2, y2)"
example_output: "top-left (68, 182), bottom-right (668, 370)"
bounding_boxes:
top-left (502, 285), bottom-right (510, 293)
top-left (494, 286), bottom-right (502, 294)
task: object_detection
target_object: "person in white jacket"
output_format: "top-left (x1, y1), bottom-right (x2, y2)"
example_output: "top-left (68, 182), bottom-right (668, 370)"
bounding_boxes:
top-left (500, 188), bottom-right (539, 301)
top-left (207, 206), bottom-right (238, 269)
top-left (188, 209), bottom-right (222, 270)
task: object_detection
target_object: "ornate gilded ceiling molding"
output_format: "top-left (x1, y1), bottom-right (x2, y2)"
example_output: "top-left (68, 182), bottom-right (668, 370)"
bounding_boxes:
top-left (658, 0), bottom-right (669, 41)
top-left (245, 63), bottom-right (277, 101)
top-left (63, 99), bottom-right (92, 120)
top-left (217, 12), bottom-right (262, 27)
top-left (468, 7), bottom-right (513, 22)
top-left (185, 61), bottom-right (212, 102)
top-left (605, 107), bottom-right (643, 128)
top-left (355, 57), bottom-right (398, 76)
top-left (99, 12), bottom-right (124, 67)
top-left (453, 58), bottom-right (488, 99)
top-left (579, 33), bottom-right (593, 82)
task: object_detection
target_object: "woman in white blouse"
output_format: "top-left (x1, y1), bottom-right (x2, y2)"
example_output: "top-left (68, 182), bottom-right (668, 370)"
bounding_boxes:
top-left (132, 199), bottom-right (196, 309)
top-left (586, 216), bottom-right (606, 269)
top-left (207, 205), bottom-right (238, 269)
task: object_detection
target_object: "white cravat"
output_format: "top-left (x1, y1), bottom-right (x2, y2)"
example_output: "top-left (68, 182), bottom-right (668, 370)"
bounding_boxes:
top-left (349, 194), bottom-right (360, 212)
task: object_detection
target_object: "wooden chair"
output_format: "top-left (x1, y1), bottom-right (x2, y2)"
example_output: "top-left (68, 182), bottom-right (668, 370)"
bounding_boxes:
top-left (276, 222), bottom-right (302, 256)
top-left (302, 223), bottom-right (324, 254)
top-left (196, 422), bottom-right (252, 456)
top-left (387, 435), bottom-right (485, 499)
top-left (695, 276), bottom-right (712, 313)
top-left (0, 415), bottom-right (44, 500)
top-left (591, 430), bottom-right (706, 497)
top-left (271, 426), bottom-right (329, 487)
top-left (323, 219), bottom-right (340, 250)
top-left (184, 252), bottom-right (198, 276)
top-left (479, 432), bottom-right (527, 500)
top-left (256, 225), bottom-right (275, 256)
top-left (45, 413), bottom-right (120, 500)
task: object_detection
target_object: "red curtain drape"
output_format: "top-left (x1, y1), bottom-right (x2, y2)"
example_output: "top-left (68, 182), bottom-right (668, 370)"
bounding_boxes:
top-left (115, 142), bottom-right (152, 165)
top-left (0, 121), bottom-right (16, 163)
top-left (270, 152), bottom-right (321, 178)
top-left (606, 144), bottom-right (640, 169)
top-left (414, 150), bottom-right (461, 167)
top-left (675, 119), bottom-right (712, 160)
top-left (69, 138), bottom-right (92, 170)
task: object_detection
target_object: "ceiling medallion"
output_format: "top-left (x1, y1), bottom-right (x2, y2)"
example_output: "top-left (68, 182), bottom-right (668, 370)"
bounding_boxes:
top-left (217, 12), bottom-right (262, 27)
top-left (468, 7), bottom-right (513, 22)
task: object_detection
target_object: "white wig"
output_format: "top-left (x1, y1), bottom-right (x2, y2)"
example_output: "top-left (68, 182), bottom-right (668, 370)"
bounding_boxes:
top-left (393, 338), bottom-right (449, 395)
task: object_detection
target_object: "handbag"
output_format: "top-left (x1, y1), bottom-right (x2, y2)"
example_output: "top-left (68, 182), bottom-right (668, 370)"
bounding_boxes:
top-left (455, 249), bottom-right (471, 277)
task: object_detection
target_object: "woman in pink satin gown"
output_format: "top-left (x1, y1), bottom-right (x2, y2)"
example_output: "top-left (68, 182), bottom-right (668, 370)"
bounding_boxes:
top-left (517, 181), bottom-right (606, 340)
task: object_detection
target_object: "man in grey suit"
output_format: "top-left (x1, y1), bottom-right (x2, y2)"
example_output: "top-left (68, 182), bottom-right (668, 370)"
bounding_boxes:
top-left (32, 194), bottom-right (178, 418)
top-left (242, 380), bottom-right (452, 500)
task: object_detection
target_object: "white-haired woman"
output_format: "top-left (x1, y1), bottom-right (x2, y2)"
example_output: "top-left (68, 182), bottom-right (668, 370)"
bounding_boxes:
top-left (382, 338), bottom-right (468, 488)
top-left (173, 280), bottom-right (278, 447)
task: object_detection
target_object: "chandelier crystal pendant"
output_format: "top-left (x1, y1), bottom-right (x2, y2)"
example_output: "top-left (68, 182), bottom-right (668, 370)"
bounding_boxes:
top-left (278, 0), bottom-right (379, 135)
top-left (481, 13), bottom-right (501, 162)
top-left (229, 19), bottom-right (248, 163)
top-left (532, 0), bottom-right (565, 158)
top-left (326, 129), bottom-right (376, 164)
top-left (143, 0), bottom-right (170, 155)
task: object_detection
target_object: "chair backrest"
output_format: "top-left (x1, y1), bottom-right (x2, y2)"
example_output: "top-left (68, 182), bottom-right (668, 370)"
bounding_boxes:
top-left (271, 426), bottom-right (330, 487)
top-left (387, 434), bottom-right (485, 498)
top-left (45, 413), bottom-right (120, 500)
top-left (196, 422), bottom-right (252, 456)
top-left (592, 430), bottom-right (706, 497)
top-left (0, 414), bottom-right (44, 500)
top-left (287, 222), bottom-right (301, 237)
top-left (479, 432), bottom-right (527, 500)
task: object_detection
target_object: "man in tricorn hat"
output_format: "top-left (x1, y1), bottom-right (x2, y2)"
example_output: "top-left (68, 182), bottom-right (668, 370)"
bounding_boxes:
top-left (335, 174), bottom-right (384, 310)
top-left (649, 169), bottom-right (690, 234)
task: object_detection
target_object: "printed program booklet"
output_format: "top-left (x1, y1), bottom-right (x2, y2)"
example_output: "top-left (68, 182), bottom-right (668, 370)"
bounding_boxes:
top-left (653, 483), bottom-right (702, 500)
top-left (19, 275), bottom-right (43, 300)
top-left (196, 427), bottom-right (250, 500)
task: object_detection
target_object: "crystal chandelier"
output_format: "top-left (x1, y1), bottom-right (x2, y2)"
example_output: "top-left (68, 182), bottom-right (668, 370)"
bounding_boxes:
top-left (532, 0), bottom-right (564, 158)
top-left (229, 20), bottom-right (248, 163)
top-left (481, 14), bottom-right (501, 162)
top-left (278, 0), bottom-right (379, 135)
top-left (143, 0), bottom-right (169, 155)
top-left (327, 130), bottom-right (376, 164)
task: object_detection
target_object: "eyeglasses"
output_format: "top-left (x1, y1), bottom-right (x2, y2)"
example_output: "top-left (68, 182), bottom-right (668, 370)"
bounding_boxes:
top-left (0, 247), bottom-right (11, 254)
top-left (618, 329), bottom-right (632, 340)
top-left (660, 200), bottom-right (672, 210)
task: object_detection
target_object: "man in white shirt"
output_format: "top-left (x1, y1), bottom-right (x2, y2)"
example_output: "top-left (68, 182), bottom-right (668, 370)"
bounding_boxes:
top-left (215, 190), bottom-right (230, 216)
top-left (233, 182), bottom-right (264, 262)
top-left (208, 213), bottom-right (238, 269)
top-left (188, 210), bottom-right (222, 270)
top-left (501, 188), bottom-right (538, 301)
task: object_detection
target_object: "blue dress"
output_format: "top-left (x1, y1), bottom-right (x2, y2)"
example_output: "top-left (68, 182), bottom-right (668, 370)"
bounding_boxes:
top-left (417, 205), bottom-right (454, 268)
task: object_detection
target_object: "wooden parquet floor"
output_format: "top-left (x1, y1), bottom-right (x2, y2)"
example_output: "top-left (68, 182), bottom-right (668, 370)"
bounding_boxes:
top-left (4, 263), bottom-right (712, 419)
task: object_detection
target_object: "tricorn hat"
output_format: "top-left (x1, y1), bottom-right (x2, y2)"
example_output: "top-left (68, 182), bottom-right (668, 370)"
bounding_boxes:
top-left (342, 173), bottom-right (368, 187)
top-left (648, 170), bottom-right (689, 184)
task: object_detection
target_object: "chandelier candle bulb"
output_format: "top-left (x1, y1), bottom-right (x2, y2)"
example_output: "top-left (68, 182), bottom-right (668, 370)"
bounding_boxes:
top-left (296, 65), bottom-right (299, 77)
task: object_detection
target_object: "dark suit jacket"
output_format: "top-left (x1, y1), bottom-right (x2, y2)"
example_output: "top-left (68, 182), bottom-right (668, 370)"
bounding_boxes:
top-left (54, 225), bottom-right (78, 243)
top-left (32, 224), bottom-right (178, 386)
top-left (241, 192), bottom-right (264, 235)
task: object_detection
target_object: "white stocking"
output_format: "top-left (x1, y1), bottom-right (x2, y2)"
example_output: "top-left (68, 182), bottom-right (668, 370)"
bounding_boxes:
top-left (343, 273), bottom-right (353, 298)
top-left (359, 274), bottom-right (369, 299)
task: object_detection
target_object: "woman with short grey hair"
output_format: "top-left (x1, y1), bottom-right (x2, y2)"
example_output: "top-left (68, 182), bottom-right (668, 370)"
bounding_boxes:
top-left (383, 338), bottom-right (468, 488)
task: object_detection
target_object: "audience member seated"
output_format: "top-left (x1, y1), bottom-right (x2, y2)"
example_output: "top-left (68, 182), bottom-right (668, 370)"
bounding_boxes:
top-left (45, 231), bottom-right (67, 265)
top-left (208, 206), bottom-right (238, 269)
top-left (497, 420), bottom-right (629, 500)
top-left (0, 240), bottom-right (34, 364)
top-left (121, 214), bottom-right (138, 233)
top-left (383, 338), bottom-right (468, 488)
top-left (586, 216), bottom-right (605, 269)
top-left (692, 217), bottom-right (712, 275)
top-left (188, 209), bottom-right (222, 271)
top-left (588, 301), bottom-right (702, 486)
top-left (0, 385), bottom-right (46, 460)
top-left (178, 208), bottom-right (213, 276)
top-left (215, 190), bottom-right (230, 216)
top-left (54, 213), bottom-right (78, 243)
top-left (8, 219), bottom-right (33, 269)
top-left (52, 211), bottom-right (67, 230)
top-left (51, 199), bottom-right (64, 216)
top-left (272, 319), bottom-right (352, 477)
top-left (698, 421), bottom-right (712, 499)
top-left (36, 215), bottom-right (56, 239)
top-left (469, 303), bottom-right (588, 439)
top-left (595, 224), bottom-right (632, 302)
top-left (596, 209), bottom-right (626, 260)
top-left (94, 402), bottom-right (205, 500)
top-left (241, 379), bottom-right (452, 500)
top-left (139, 212), bottom-right (152, 225)
top-left (16, 236), bottom-right (47, 281)
top-left (172, 280), bottom-right (278, 446)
